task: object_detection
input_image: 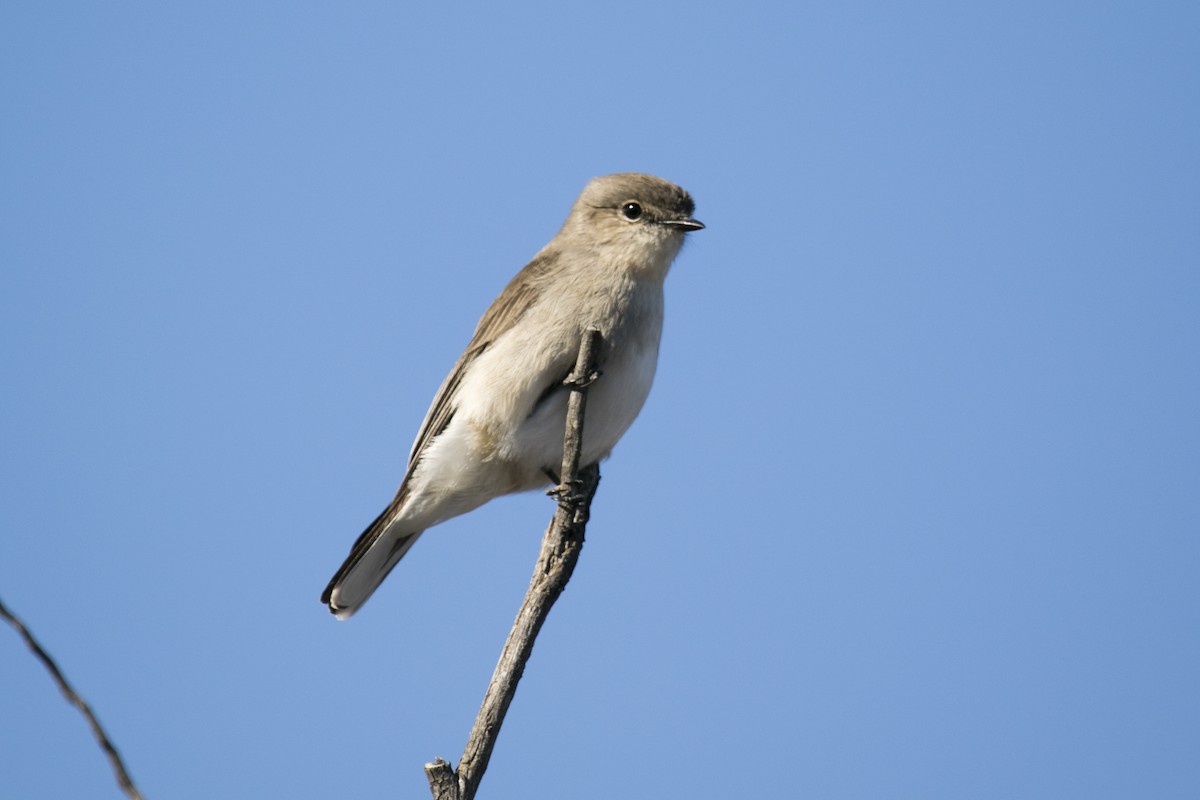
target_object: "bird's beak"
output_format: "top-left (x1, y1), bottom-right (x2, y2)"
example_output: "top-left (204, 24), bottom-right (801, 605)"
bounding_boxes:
top-left (661, 217), bottom-right (705, 231)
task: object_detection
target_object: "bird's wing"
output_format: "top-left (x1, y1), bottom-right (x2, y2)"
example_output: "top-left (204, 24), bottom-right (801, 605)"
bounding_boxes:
top-left (319, 254), bottom-right (556, 611)
top-left (404, 251), bottom-right (556, 472)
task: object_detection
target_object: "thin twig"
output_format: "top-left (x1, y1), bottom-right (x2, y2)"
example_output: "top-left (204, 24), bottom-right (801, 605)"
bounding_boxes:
top-left (425, 329), bottom-right (604, 800)
top-left (0, 595), bottom-right (145, 800)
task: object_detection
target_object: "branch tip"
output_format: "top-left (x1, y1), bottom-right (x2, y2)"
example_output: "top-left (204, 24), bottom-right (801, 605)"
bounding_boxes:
top-left (426, 331), bottom-right (604, 800)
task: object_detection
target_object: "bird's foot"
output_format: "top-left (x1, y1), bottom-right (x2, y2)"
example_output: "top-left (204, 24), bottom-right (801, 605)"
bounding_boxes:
top-left (548, 477), bottom-right (588, 506)
top-left (563, 366), bottom-right (602, 390)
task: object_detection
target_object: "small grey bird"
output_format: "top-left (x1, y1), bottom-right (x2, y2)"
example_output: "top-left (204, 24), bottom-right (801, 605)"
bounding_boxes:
top-left (322, 173), bottom-right (703, 618)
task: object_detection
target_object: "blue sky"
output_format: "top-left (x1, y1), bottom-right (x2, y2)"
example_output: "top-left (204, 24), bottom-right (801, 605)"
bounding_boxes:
top-left (3, 3), bottom-right (1198, 798)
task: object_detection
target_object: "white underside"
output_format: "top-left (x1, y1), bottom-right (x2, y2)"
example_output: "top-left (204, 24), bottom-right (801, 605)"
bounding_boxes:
top-left (398, 323), bottom-right (660, 533)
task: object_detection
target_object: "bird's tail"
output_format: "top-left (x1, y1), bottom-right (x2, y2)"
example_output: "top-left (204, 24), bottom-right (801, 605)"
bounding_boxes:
top-left (321, 507), bottom-right (423, 619)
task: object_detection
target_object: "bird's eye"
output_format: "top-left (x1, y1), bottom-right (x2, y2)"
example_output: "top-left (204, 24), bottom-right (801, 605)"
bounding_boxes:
top-left (620, 202), bottom-right (643, 221)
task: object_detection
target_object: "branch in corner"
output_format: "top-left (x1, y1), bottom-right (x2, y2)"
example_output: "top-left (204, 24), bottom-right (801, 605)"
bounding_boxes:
top-left (0, 596), bottom-right (145, 800)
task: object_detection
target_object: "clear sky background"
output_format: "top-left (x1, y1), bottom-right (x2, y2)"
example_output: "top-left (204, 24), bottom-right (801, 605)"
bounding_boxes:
top-left (3, 3), bottom-right (1198, 799)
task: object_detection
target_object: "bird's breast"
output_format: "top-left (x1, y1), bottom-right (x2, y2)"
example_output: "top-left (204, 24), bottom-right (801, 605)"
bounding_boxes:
top-left (453, 273), bottom-right (665, 480)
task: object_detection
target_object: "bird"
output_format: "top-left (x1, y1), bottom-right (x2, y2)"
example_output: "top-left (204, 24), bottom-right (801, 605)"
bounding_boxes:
top-left (322, 173), bottom-right (704, 618)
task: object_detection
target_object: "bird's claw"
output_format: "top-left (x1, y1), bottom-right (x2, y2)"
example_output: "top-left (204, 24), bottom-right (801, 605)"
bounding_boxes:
top-left (547, 478), bottom-right (587, 505)
top-left (563, 367), bottom-right (602, 390)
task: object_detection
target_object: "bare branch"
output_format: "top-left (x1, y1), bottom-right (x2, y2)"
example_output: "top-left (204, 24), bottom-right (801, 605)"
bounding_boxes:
top-left (0, 595), bottom-right (145, 800)
top-left (425, 328), bottom-right (604, 800)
